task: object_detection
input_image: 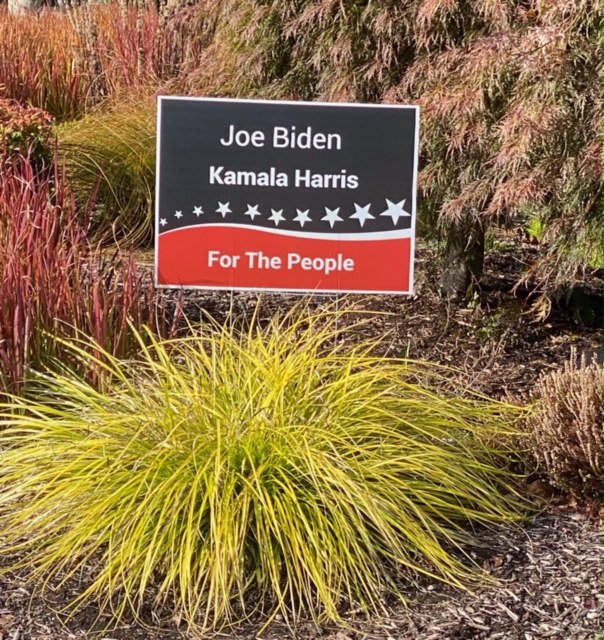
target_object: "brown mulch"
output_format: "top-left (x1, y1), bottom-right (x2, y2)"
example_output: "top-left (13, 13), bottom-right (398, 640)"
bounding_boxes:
top-left (0, 240), bottom-right (602, 640)
top-left (252, 511), bottom-right (603, 640)
top-left (1, 512), bottom-right (601, 640)
top-left (356, 511), bottom-right (603, 640)
top-left (151, 239), bottom-right (603, 401)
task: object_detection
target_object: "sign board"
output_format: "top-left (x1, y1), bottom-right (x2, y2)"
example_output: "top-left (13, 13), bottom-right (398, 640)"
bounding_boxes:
top-left (155, 97), bottom-right (419, 294)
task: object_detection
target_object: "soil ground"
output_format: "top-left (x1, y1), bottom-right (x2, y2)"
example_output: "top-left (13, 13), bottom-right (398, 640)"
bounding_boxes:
top-left (0, 239), bottom-right (602, 640)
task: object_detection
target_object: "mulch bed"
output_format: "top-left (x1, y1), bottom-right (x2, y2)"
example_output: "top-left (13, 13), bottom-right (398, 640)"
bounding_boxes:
top-left (1, 240), bottom-right (602, 640)
top-left (1, 512), bottom-right (602, 639)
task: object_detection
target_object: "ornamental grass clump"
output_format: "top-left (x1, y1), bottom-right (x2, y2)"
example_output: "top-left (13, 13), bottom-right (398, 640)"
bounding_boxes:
top-left (0, 2), bottom-right (199, 117)
top-left (0, 153), bottom-right (178, 395)
top-left (57, 105), bottom-right (156, 245)
top-left (0, 310), bottom-right (526, 631)
top-left (0, 6), bottom-right (86, 119)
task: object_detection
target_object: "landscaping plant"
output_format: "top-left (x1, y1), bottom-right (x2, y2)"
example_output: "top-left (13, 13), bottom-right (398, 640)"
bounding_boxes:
top-left (0, 308), bottom-right (526, 631)
top-left (396, 0), bottom-right (603, 294)
top-left (0, 6), bottom-right (87, 119)
top-left (524, 349), bottom-right (603, 500)
top-left (0, 2), bottom-right (200, 116)
top-left (0, 98), bottom-right (53, 163)
top-left (57, 105), bottom-right (156, 245)
top-left (0, 152), bottom-right (178, 395)
top-left (68, 1), bottom-right (199, 103)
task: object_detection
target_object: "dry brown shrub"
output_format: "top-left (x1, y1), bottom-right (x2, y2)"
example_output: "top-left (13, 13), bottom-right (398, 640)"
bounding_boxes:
top-left (526, 349), bottom-right (603, 499)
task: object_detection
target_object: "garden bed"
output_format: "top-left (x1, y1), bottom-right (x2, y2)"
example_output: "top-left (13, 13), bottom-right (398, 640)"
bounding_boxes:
top-left (0, 242), bottom-right (601, 640)
top-left (0, 512), bottom-right (601, 640)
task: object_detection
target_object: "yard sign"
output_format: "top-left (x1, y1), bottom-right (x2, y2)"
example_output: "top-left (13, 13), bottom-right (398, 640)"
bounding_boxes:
top-left (155, 97), bottom-right (419, 294)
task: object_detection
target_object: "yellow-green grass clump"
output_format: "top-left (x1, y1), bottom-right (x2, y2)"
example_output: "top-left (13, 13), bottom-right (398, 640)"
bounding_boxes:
top-left (0, 308), bottom-right (526, 631)
top-left (57, 105), bottom-right (156, 246)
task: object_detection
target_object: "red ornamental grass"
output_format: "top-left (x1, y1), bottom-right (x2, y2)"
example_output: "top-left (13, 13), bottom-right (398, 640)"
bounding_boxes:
top-left (0, 3), bottom-right (197, 115)
top-left (0, 6), bottom-right (87, 120)
top-left (86, 3), bottom-right (191, 97)
top-left (0, 152), bottom-right (179, 395)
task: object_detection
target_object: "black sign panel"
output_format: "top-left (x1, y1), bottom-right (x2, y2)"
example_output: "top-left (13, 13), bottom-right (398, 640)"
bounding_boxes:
top-left (155, 97), bottom-right (419, 293)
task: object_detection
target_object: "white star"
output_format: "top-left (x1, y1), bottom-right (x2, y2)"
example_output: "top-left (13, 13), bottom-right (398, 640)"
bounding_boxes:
top-left (350, 203), bottom-right (374, 227)
top-left (244, 204), bottom-right (261, 221)
top-left (174, 210), bottom-right (183, 219)
top-left (293, 209), bottom-right (312, 228)
top-left (193, 205), bottom-right (203, 217)
top-left (321, 207), bottom-right (343, 228)
top-left (268, 209), bottom-right (285, 226)
top-left (380, 198), bottom-right (411, 225)
top-left (159, 218), bottom-right (167, 227)
top-left (216, 202), bottom-right (231, 218)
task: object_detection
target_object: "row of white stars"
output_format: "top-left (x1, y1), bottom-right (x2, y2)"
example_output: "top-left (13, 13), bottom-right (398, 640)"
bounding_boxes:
top-left (160, 199), bottom-right (411, 229)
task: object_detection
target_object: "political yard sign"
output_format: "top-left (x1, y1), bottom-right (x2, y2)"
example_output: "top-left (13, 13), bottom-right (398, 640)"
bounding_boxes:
top-left (155, 97), bottom-right (419, 294)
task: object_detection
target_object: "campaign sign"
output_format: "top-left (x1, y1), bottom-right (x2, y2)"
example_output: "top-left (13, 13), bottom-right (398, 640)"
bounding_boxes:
top-left (155, 97), bottom-right (419, 294)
